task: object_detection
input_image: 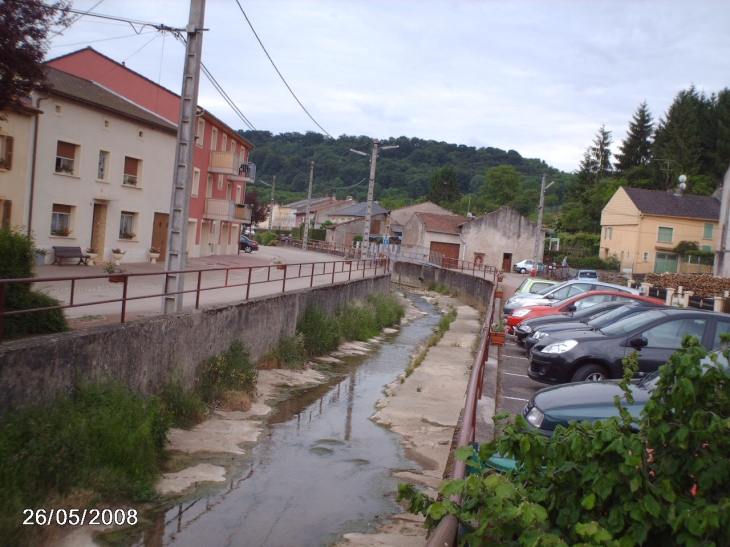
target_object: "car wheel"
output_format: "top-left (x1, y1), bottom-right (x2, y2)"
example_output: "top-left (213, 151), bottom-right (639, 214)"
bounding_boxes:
top-left (244, 245), bottom-right (252, 253)
top-left (571, 364), bottom-right (607, 382)
top-left (520, 268), bottom-right (527, 274)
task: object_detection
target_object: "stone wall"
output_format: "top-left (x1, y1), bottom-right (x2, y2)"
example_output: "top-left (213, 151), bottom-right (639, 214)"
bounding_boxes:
top-left (0, 275), bottom-right (391, 412)
top-left (392, 261), bottom-right (494, 310)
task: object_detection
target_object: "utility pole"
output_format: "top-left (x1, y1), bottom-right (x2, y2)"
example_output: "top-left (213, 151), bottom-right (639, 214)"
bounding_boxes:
top-left (350, 140), bottom-right (398, 256)
top-left (533, 174), bottom-right (554, 275)
top-left (301, 161), bottom-right (314, 250)
top-left (163, 0), bottom-right (206, 313)
top-left (268, 175), bottom-right (276, 232)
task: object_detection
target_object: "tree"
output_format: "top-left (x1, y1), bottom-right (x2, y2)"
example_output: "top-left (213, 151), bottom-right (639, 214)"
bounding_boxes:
top-left (480, 165), bottom-right (522, 210)
top-left (0, 0), bottom-right (71, 117)
top-left (244, 189), bottom-right (269, 225)
top-left (427, 165), bottom-right (461, 205)
top-left (614, 101), bottom-right (654, 172)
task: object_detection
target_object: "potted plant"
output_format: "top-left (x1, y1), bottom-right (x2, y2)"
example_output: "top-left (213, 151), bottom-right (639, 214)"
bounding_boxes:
top-left (103, 262), bottom-right (127, 283)
top-left (85, 247), bottom-right (99, 266)
top-left (119, 231), bottom-right (136, 240)
top-left (498, 272), bottom-right (505, 282)
top-left (271, 257), bottom-right (286, 270)
top-left (490, 319), bottom-right (506, 346)
top-left (494, 285), bottom-right (505, 299)
top-left (149, 246), bottom-right (161, 264)
top-left (52, 226), bottom-right (70, 237)
top-left (111, 247), bottom-right (125, 265)
top-left (34, 247), bottom-right (48, 267)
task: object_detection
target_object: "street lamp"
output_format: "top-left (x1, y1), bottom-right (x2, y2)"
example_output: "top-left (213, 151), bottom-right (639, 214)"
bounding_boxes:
top-left (533, 174), bottom-right (555, 275)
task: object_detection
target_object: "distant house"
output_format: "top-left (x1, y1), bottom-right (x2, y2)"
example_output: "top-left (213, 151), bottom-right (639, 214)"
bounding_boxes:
top-left (269, 196), bottom-right (335, 231)
top-left (47, 47), bottom-right (256, 258)
top-left (388, 202), bottom-right (457, 240)
top-left (326, 212), bottom-right (389, 246)
top-left (402, 213), bottom-right (469, 262)
top-left (0, 99), bottom-right (41, 229)
top-left (600, 186), bottom-right (720, 275)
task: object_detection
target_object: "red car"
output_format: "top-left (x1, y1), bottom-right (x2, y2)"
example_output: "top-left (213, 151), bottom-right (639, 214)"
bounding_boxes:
top-left (506, 291), bottom-right (664, 333)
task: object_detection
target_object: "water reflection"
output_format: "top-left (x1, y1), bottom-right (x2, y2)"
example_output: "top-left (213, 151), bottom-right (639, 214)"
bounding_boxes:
top-left (134, 294), bottom-right (439, 547)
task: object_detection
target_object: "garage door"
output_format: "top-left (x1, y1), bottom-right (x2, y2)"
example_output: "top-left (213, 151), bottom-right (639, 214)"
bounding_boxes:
top-left (430, 241), bottom-right (460, 266)
top-left (654, 252), bottom-right (679, 273)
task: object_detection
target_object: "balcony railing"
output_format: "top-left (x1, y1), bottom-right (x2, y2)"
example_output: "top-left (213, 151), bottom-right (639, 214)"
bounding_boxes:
top-left (204, 198), bottom-right (252, 223)
top-left (230, 162), bottom-right (256, 183)
top-left (208, 151), bottom-right (240, 175)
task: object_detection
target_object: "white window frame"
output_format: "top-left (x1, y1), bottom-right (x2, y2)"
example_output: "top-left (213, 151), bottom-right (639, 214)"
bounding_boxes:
top-left (0, 134), bottom-right (13, 170)
top-left (97, 150), bottom-right (110, 182)
top-left (217, 174), bottom-right (223, 190)
top-left (211, 127), bottom-right (218, 151)
top-left (55, 140), bottom-right (79, 176)
top-left (643, 252), bottom-right (649, 261)
top-left (206, 174), bottom-right (213, 198)
top-left (703, 223), bottom-right (714, 240)
top-left (196, 118), bottom-right (205, 148)
top-left (230, 140), bottom-right (236, 153)
top-left (119, 211), bottom-right (138, 240)
top-left (51, 204), bottom-right (73, 237)
top-left (192, 168), bottom-right (200, 197)
top-left (122, 156), bottom-right (142, 187)
top-left (221, 133), bottom-right (227, 152)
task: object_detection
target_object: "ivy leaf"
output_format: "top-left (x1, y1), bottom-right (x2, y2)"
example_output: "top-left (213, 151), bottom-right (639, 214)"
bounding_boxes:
top-left (581, 493), bottom-right (596, 510)
top-left (643, 494), bottom-right (661, 517)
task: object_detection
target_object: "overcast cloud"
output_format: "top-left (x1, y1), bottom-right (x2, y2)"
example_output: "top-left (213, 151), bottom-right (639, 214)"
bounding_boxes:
top-left (47, 0), bottom-right (730, 173)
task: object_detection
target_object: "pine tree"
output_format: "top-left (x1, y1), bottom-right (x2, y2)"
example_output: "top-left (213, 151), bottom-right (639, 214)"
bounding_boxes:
top-left (614, 102), bottom-right (654, 171)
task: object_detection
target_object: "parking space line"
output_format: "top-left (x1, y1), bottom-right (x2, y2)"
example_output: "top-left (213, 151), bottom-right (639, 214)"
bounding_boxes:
top-left (503, 372), bottom-right (528, 377)
top-left (504, 354), bottom-right (529, 361)
top-left (503, 396), bottom-right (529, 402)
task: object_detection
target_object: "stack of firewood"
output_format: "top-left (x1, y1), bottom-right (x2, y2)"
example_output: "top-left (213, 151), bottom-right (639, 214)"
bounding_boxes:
top-left (643, 273), bottom-right (730, 298)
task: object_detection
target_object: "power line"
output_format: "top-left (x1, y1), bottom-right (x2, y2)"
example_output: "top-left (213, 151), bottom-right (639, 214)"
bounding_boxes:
top-left (50, 30), bottom-right (157, 49)
top-left (231, 0), bottom-right (335, 139)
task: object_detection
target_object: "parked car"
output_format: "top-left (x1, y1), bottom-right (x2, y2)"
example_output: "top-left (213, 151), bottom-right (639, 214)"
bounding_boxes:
top-left (528, 308), bottom-right (730, 385)
top-left (239, 235), bottom-right (259, 253)
top-left (575, 269), bottom-right (598, 280)
top-left (507, 291), bottom-right (663, 333)
top-left (524, 303), bottom-right (665, 354)
top-left (523, 350), bottom-right (729, 436)
top-left (512, 259), bottom-right (546, 274)
top-left (514, 277), bottom-right (559, 296)
top-left (503, 279), bottom-right (640, 317)
top-left (514, 301), bottom-right (630, 345)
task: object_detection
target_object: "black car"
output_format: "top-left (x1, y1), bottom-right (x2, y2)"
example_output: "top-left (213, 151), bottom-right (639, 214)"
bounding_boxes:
top-left (524, 303), bottom-right (665, 354)
top-left (239, 235), bottom-right (259, 253)
top-left (528, 308), bottom-right (730, 385)
top-left (514, 301), bottom-right (628, 345)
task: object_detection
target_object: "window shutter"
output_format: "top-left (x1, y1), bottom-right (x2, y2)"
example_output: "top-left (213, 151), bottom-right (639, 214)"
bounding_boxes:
top-left (5, 136), bottom-right (13, 170)
top-left (2, 200), bottom-right (11, 228)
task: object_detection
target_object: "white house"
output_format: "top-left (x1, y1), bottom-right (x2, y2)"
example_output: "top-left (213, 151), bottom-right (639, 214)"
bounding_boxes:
top-left (32, 67), bottom-right (177, 264)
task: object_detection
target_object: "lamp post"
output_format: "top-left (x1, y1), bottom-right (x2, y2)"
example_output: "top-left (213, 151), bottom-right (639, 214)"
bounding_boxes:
top-left (533, 174), bottom-right (555, 275)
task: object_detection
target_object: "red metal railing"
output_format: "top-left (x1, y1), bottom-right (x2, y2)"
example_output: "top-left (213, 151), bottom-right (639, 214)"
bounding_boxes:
top-left (0, 258), bottom-right (389, 344)
top-left (424, 284), bottom-right (499, 547)
top-left (441, 257), bottom-right (501, 282)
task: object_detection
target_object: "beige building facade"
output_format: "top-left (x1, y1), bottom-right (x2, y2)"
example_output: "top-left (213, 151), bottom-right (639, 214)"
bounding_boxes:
top-left (601, 187), bottom-right (720, 275)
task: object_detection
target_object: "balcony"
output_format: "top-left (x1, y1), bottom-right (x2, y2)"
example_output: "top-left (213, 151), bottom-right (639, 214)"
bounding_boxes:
top-left (204, 198), bottom-right (252, 223)
top-left (208, 151), bottom-right (241, 175)
top-left (229, 162), bottom-right (256, 183)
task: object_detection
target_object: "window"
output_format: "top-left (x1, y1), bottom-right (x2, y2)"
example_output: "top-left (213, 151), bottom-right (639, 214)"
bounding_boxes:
top-left (230, 140), bottom-right (236, 153)
top-left (236, 185), bottom-right (242, 203)
top-left (226, 182), bottom-right (232, 200)
top-left (119, 212), bottom-right (137, 239)
top-left (702, 244), bottom-right (712, 252)
top-left (604, 226), bottom-right (612, 240)
top-left (102, 118), bottom-right (110, 130)
top-left (206, 174), bottom-right (213, 198)
top-left (704, 223), bottom-right (714, 239)
top-left (53, 103), bottom-right (62, 115)
top-left (137, 129), bottom-right (144, 139)
top-left (211, 127), bottom-right (218, 151)
top-left (51, 204), bottom-right (72, 236)
top-left (123, 156), bottom-right (141, 187)
top-left (712, 320), bottom-right (730, 351)
top-left (643, 252), bottom-right (649, 261)
top-left (217, 174), bottom-right (223, 190)
top-left (642, 318), bottom-right (706, 349)
top-left (192, 168), bottom-right (200, 197)
top-left (657, 226), bottom-right (673, 243)
top-left (97, 150), bottom-right (109, 181)
top-left (0, 135), bottom-right (13, 170)
top-left (196, 119), bottom-right (205, 147)
top-left (221, 133), bottom-right (227, 151)
top-left (55, 141), bottom-right (78, 175)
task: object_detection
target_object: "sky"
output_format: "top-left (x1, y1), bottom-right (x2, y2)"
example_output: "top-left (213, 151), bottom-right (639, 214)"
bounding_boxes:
top-left (46, 0), bottom-right (730, 173)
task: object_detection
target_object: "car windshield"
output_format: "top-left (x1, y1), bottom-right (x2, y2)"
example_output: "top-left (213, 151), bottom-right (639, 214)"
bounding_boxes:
top-left (601, 309), bottom-right (666, 336)
top-left (578, 271), bottom-right (598, 278)
top-left (535, 281), bottom-right (567, 295)
top-left (517, 279), bottom-right (530, 291)
top-left (586, 304), bottom-right (640, 327)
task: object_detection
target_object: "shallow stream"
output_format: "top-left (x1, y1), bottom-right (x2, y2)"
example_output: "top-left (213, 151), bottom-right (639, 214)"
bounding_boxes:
top-left (130, 293), bottom-right (440, 547)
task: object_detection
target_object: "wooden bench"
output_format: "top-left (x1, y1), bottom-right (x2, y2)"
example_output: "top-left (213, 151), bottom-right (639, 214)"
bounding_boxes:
top-left (52, 246), bottom-right (90, 266)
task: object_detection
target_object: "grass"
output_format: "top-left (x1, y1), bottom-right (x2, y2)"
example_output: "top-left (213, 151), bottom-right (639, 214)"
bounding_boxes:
top-left (0, 381), bottom-right (170, 547)
top-left (158, 382), bottom-right (208, 429)
top-left (196, 341), bottom-right (258, 406)
top-left (405, 305), bottom-right (458, 377)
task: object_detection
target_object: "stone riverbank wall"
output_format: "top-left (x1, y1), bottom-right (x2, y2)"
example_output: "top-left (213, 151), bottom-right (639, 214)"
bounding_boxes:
top-left (392, 261), bottom-right (494, 310)
top-left (0, 275), bottom-right (391, 412)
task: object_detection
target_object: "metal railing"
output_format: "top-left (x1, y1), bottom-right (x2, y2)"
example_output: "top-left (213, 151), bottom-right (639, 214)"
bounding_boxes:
top-left (441, 257), bottom-right (501, 282)
top-left (0, 258), bottom-right (389, 344)
top-left (424, 283), bottom-right (499, 547)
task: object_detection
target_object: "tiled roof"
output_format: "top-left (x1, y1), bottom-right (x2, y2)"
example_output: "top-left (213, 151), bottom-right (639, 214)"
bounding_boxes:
top-left (417, 213), bottom-right (469, 233)
top-left (45, 66), bottom-right (177, 132)
top-left (623, 187), bottom-right (720, 221)
top-left (330, 202), bottom-right (388, 217)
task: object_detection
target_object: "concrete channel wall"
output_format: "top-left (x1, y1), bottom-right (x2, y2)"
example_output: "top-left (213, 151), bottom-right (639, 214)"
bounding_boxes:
top-left (392, 261), bottom-right (495, 310)
top-left (0, 275), bottom-right (391, 413)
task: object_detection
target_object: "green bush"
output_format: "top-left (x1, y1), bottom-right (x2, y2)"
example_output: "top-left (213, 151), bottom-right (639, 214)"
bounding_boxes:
top-left (263, 333), bottom-right (308, 369)
top-left (196, 342), bottom-right (258, 404)
top-left (260, 231), bottom-right (279, 246)
top-left (571, 255), bottom-right (621, 270)
top-left (336, 300), bottom-right (379, 341)
top-left (158, 382), bottom-right (208, 429)
top-left (367, 292), bottom-right (405, 330)
top-left (0, 227), bottom-right (68, 339)
top-left (0, 381), bottom-right (170, 546)
top-left (297, 304), bottom-right (341, 356)
top-left (400, 338), bottom-right (730, 546)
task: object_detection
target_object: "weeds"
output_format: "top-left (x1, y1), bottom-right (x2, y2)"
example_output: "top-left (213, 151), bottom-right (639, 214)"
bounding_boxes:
top-left (404, 306), bottom-right (458, 377)
top-left (259, 333), bottom-right (307, 369)
top-left (158, 382), bottom-right (208, 429)
top-left (427, 281), bottom-right (448, 294)
top-left (196, 342), bottom-right (258, 405)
